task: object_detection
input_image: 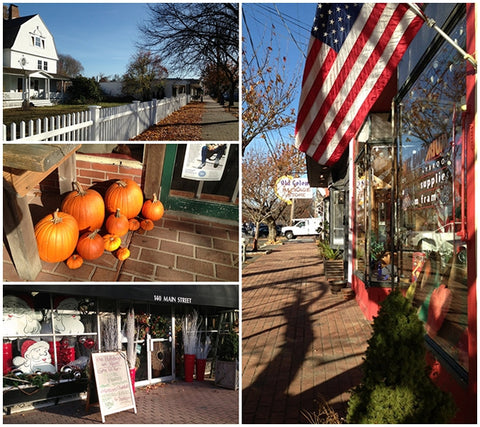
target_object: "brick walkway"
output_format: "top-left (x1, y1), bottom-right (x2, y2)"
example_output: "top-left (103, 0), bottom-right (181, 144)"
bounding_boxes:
top-left (3, 379), bottom-right (238, 424)
top-left (3, 191), bottom-right (239, 282)
top-left (242, 241), bottom-right (372, 423)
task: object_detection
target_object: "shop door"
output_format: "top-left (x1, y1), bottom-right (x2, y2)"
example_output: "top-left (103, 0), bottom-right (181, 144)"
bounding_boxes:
top-left (122, 304), bottom-right (175, 387)
top-left (147, 333), bottom-right (174, 382)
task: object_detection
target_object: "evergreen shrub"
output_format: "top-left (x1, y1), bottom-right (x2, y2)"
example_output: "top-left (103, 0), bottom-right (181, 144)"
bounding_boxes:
top-left (346, 290), bottom-right (456, 423)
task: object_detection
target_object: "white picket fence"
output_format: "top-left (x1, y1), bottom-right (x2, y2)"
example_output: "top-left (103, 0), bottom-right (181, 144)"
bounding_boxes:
top-left (3, 95), bottom-right (188, 141)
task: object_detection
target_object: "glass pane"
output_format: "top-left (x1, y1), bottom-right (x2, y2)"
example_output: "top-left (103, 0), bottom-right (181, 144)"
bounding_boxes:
top-left (398, 17), bottom-right (468, 370)
top-left (369, 145), bottom-right (393, 281)
top-left (354, 154), bottom-right (366, 274)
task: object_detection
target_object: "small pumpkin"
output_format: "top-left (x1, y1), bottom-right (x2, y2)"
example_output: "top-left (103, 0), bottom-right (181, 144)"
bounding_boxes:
top-left (104, 179), bottom-right (144, 219)
top-left (35, 209), bottom-right (79, 263)
top-left (103, 234), bottom-right (122, 252)
top-left (128, 218), bottom-right (141, 231)
top-left (141, 219), bottom-right (154, 231)
top-left (116, 247), bottom-right (130, 261)
top-left (106, 208), bottom-right (129, 237)
top-left (141, 193), bottom-right (164, 221)
top-left (76, 229), bottom-right (104, 260)
top-left (61, 181), bottom-right (105, 232)
top-left (66, 254), bottom-right (83, 269)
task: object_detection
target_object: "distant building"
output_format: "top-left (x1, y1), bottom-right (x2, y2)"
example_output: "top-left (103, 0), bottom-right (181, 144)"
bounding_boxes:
top-left (3, 4), bottom-right (70, 108)
top-left (99, 78), bottom-right (202, 101)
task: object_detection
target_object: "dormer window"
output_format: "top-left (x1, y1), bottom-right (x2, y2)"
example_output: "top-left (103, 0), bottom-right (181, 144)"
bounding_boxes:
top-left (31, 36), bottom-right (45, 48)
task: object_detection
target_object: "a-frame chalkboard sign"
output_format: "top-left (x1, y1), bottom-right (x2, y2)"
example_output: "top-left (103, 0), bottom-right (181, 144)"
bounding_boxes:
top-left (87, 351), bottom-right (137, 423)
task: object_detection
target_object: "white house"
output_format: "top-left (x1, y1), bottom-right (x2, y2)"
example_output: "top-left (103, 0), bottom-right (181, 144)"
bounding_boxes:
top-left (3, 4), bottom-right (70, 108)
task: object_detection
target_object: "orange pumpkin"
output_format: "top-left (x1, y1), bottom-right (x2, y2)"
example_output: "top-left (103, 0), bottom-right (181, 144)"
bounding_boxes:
top-left (104, 179), bottom-right (143, 219)
top-left (66, 254), bottom-right (83, 269)
top-left (61, 181), bottom-right (105, 232)
top-left (116, 247), bottom-right (130, 261)
top-left (128, 218), bottom-right (141, 231)
top-left (103, 234), bottom-right (122, 252)
top-left (106, 208), bottom-right (129, 237)
top-left (141, 193), bottom-right (164, 221)
top-left (35, 209), bottom-right (79, 263)
top-left (141, 219), bottom-right (154, 231)
top-left (76, 229), bottom-right (104, 260)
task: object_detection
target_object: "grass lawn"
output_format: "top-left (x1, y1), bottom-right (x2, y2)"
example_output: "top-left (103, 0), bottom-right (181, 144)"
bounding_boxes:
top-left (3, 103), bottom-right (127, 127)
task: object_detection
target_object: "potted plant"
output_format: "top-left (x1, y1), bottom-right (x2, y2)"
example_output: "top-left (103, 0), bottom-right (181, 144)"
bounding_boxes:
top-left (215, 329), bottom-right (238, 390)
top-left (318, 240), bottom-right (345, 292)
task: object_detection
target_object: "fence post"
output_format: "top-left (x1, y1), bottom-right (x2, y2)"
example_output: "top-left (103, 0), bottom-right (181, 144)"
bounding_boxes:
top-left (132, 100), bottom-right (140, 136)
top-left (151, 99), bottom-right (158, 126)
top-left (89, 105), bottom-right (101, 141)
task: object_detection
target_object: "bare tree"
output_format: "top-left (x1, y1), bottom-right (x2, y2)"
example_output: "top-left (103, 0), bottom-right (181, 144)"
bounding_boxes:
top-left (242, 30), bottom-right (298, 154)
top-left (122, 50), bottom-right (168, 101)
top-left (139, 3), bottom-right (238, 103)
top-left (57, 53), bottom-right (84, 77)
top-left (243, 143), bottom-right (306, 250)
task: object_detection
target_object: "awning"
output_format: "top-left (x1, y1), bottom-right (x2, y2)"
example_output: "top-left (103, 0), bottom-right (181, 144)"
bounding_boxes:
top-left (4, 284), bottom-right (239, 309)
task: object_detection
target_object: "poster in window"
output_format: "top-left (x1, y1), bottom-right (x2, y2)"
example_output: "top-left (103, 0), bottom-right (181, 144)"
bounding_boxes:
top-left (181, 143), bottom-right (230, 181)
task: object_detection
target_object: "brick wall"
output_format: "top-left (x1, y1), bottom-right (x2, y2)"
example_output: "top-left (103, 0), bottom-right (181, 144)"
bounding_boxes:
top-left (35, 153), bottom-right (144, 196)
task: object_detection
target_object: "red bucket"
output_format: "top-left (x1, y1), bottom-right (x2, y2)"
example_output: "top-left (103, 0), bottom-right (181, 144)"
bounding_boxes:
top-left (196, 359), bottom-right (206, 381)
top-left (129, 368), bottom-right (136, 393)
top-left (184, 354), bottom-right (195, 382)
top-left (3, 342), bottom-right (12, 374)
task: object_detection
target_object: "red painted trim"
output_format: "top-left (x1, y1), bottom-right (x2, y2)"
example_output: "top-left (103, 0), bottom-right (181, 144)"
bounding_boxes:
top-left (465, 1), bottom-right (477, 416)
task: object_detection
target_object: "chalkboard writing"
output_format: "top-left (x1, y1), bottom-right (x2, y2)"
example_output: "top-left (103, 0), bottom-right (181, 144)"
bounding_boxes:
top-left (90, 352), bottom-right (136, 423)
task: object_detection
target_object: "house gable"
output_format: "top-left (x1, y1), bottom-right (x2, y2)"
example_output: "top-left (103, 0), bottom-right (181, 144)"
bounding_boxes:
top-left (3, 14), bottom-right (59, 73)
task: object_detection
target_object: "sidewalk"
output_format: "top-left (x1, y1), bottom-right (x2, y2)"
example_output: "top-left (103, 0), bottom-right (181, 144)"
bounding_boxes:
top-left (3, 379), bottom-right (238, 424)
top-left (201, 96), bottom-right (239, 141)
top-left (242, 241), bottom-right (372, 423)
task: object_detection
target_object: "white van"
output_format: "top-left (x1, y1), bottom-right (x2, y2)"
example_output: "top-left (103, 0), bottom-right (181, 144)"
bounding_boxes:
top-left (281, 218), bottom-right (322, 239)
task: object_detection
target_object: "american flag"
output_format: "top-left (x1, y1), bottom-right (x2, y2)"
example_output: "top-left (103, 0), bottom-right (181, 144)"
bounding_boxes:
top-left (295, 3), bottom-right (424, 166)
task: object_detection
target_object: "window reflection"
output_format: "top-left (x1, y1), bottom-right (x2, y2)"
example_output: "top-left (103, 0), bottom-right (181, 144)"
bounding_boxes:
top-left (398, 18), bottom-right (468, 371)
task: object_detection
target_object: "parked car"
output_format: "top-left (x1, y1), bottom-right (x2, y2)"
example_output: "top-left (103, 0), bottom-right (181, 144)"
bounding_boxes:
top-left (407, 222), bottom-right (466, 263)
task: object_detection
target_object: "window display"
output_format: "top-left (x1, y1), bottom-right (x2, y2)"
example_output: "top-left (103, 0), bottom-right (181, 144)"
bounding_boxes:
top-left (397, 16), bottom-right (468, 372)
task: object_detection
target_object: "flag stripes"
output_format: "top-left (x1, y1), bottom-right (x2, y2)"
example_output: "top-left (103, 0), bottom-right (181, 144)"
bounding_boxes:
top-left (295, 3), bottom-right (424, 166)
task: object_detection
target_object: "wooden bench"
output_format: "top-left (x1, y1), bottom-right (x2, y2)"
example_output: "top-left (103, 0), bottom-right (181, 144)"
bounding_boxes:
top-left (3, 144), bottom-right (80, 280)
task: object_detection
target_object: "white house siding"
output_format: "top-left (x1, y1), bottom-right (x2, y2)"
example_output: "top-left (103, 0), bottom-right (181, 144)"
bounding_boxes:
top-left (7, 15), bottom-right (58, 73)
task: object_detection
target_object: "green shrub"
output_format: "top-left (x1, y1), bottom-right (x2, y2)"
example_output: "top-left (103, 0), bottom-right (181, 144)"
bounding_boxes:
top-left (217, 329), bottom-right (238, 361)
top-left (346, 290), bottom-right (456, 423)
top-left (317, 240), bottom-right (343, 260)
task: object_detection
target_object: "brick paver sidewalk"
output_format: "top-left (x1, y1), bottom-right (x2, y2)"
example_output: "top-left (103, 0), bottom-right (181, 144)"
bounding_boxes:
top-left (4, 380), bottom-right (238, 424)
top-left (242, 241), bottom-right (372, 423)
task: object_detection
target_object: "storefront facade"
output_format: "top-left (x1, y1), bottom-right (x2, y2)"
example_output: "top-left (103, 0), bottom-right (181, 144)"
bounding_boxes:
top-left (3, 284), bottom-right (238, 412)
top-left (344, 4), bottom-right (476, 422)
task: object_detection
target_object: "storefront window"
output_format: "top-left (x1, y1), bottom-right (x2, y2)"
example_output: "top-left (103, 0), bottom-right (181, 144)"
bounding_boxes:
top-left (354, 152), bottom-right (366, 274)
top-left (397, 16), bottom-right (468, 372)
top-left (3, 292), bottom-right (98, 378)
top-left (354, 142), bottom-right (394, 284)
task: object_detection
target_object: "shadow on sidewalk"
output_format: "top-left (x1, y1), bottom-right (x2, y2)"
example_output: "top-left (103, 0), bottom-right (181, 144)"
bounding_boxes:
top-left (242, 284), bottom-right (364, 423)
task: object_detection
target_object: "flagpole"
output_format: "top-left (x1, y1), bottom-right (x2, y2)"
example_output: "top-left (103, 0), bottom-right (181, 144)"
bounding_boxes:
top-left (408, 3), bottom-right (477, 71)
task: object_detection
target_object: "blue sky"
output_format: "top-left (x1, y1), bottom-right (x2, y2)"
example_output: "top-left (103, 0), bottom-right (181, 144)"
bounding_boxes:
top-left (242, 3), bottom-right (317, 153)
top-left (15, 3), bottom-right (152, 78)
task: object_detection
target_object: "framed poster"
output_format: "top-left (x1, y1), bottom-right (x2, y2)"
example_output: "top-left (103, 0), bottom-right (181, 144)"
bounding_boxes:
top-left (90, 351), bottom-right (136, 423)
top-left (181, 143), bottom-right (230, 181)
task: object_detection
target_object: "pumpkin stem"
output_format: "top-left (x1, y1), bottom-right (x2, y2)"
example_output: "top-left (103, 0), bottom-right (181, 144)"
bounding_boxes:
top-left (117, 180), bottom-right (127, 188)
top-left (52, 208), bottom-right (63, 224)
top-left (153, 193), bottom-right (158, 203)
top-left (115, 208), bottom-right (123, 218)
top-left (73, 181), bottom-right (87, 196)
top-left (88, 229), bottom-right (100, 239)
